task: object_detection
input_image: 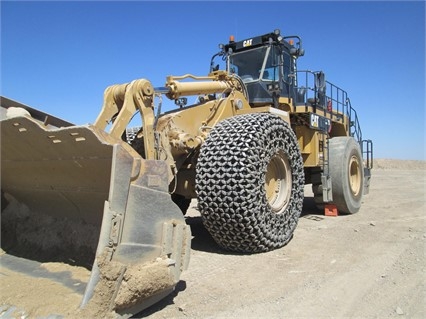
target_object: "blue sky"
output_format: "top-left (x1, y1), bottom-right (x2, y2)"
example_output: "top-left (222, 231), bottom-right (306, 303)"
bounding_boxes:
top-left (1, 1), bottom-right (425, 160)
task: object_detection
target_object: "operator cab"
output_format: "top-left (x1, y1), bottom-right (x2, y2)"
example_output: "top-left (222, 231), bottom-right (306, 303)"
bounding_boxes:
top-left (211, 29), bottom-right (304, 106)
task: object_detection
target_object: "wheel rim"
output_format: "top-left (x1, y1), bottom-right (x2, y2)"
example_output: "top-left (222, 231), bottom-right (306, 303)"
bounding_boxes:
top-left (265, 151), bottom-right (292, 214)
top-left (348, 155), bottom-right (362, 196)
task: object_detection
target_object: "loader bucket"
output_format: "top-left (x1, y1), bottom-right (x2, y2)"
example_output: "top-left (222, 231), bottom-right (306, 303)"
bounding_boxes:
top-left (0, 101), bottom-right (191, 318)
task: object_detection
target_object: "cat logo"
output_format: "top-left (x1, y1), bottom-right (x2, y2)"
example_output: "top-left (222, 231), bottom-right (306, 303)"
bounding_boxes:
top-left (243, 39), bottom-right (253, 47)
top-left (310, 113), bottom-right (331, 132)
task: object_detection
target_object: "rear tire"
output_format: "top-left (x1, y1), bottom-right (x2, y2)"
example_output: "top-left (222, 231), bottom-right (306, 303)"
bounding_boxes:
top-left (196, 113), bottom-right (304, 253)
top-left (328, 137), bottom-right (364, 214)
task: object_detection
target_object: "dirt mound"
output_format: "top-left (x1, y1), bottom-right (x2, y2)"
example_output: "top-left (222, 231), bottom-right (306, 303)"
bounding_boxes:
top-left (373, 158), bottom-right (426, 170)
top-left (1, 193), bottom-right (99, 269)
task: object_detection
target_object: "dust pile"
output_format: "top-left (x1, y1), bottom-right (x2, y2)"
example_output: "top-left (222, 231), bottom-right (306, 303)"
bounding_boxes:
top-left (1, 193), bottom-right (100, 268)
top-left (79, 251), bottom-right (175, 318)
top-left (1, 193), bottom-right (178, 318)
top-left (0, 260), bottom-right (90, 318)
top-left (114, 257), bottom-right (175, 310)
top-left (373, 158), bottom-right (426, 170)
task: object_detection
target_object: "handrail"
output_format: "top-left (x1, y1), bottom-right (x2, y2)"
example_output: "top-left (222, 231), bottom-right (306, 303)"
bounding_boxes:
top-left (296, 70), bottom-right (362, 141)
top-left (295, 70), bottom-right (373, 167)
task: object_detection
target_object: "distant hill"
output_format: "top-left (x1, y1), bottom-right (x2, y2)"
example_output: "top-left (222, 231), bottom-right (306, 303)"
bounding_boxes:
top-left (373, 159), bottom-right (426, 170)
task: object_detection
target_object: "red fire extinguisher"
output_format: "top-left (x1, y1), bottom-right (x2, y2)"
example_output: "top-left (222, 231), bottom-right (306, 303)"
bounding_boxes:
top-left (327, 99), bottom-right (332, 112)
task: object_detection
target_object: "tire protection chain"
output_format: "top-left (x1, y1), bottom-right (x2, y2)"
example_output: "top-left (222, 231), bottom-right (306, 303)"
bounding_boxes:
top-left (196, 113), bottom-right (305, 253)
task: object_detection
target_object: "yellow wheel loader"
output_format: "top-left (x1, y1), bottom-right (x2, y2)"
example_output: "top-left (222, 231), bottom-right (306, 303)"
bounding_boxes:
top-left (1, 28), bottom-right (373, 317)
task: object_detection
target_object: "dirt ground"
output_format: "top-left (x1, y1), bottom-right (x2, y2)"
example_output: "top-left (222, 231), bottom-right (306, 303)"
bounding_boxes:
top-left (1, 159), bottom-right (425, 318)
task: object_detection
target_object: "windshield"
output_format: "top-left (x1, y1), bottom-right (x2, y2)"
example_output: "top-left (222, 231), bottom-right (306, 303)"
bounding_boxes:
top-left (228, 46), bottom-right (280, 83)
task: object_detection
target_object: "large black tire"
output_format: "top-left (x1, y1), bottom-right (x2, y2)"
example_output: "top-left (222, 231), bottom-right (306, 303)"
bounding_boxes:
top-left (196, 113), bottom-right (305, 253)
top-left (329, 137), bottom-right (364, 214)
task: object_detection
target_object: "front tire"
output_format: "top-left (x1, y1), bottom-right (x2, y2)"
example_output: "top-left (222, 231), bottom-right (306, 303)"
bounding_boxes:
top-left (196, 113), bottom-right (304, 253)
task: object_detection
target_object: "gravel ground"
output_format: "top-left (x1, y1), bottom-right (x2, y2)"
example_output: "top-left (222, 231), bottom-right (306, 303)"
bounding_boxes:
top-left (1, 159), bottom-right (425, 318)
